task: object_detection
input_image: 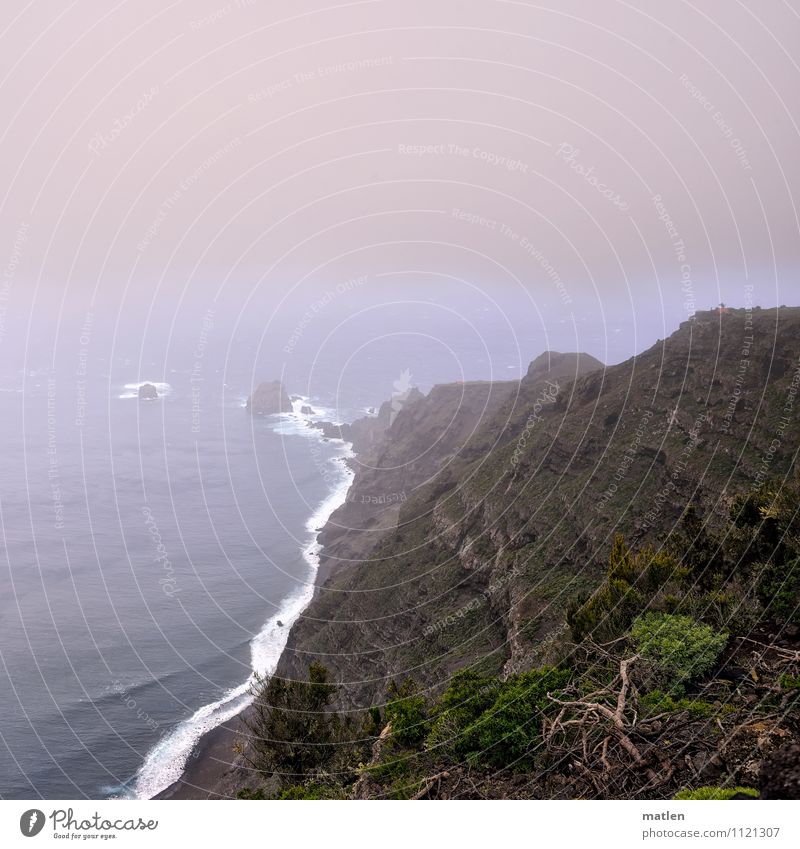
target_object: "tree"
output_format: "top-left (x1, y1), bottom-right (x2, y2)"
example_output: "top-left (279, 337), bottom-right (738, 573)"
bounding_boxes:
top-left (244, 662), bottom-right (339, 777)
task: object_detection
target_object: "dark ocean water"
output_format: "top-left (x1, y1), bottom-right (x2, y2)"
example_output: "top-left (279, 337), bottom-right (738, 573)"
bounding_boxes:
top-left (0, 296), bottom-right (578, 799)
top-left (0, 362), bottom-right (359, 799)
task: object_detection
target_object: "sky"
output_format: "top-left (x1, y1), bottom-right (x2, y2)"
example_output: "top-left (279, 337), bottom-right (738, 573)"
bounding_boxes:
top-left (1, 0), bottom-right (799, 367)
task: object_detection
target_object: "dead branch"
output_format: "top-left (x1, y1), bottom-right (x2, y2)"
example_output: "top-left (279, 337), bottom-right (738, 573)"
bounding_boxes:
top-left (411, 770), bottom-right (450, 800)
top-left (546, 655), bottom-right (658, 783)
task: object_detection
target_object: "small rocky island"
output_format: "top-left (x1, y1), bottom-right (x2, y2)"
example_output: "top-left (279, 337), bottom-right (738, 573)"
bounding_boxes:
top-left (138, 383), bottom-right (159, 401)
top-left (246, 380), bottom-right (291, 415)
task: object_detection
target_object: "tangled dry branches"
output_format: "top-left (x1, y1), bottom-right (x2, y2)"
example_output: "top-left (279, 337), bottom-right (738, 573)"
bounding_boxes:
top-left (542, 654), bottom-right (676, 796)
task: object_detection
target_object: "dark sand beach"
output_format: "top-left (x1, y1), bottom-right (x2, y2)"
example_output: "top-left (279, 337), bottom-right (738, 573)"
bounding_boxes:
top-left (154, 554), bottom-right (340, 800)
top-left (155, 714), bottom-right (249, 799)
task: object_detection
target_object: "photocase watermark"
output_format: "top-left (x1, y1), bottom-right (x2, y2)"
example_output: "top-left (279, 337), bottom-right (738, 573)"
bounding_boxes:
top-left (751, 350), bottom-right (800, 490)
top-left (283, 275), bottom-right (368, 354)
top-left (423, 564), bottom-right (524, 637)
top-left (652, 194), bottom-right (694, 317)
top-left (346, 489), bottom-right (407, 506)
top-left (390, 368), bottom-right (414, 425)
top-left (640, 411), bottom-right (707, 531)
top-left (510, 380), bottom-right (560, 467)
top-left (248, 56), bottom-right (393, 101)
top-left (555, 143), bottom-right (630, 210)
top-left (679, 73), bottom-right (751, 171)
top-left (397, 142), bottom-right (529, 173)
top-left (141, 506), bottom-right (179, 597)
top-left (452, 208), bottom-right (572, 306)
top-left (190, 309), bottom-right (214, 434)
top-left (1, 221), bottom-right (29, 344)
top-left (47, 376), bottom-right (65, 531)
top-left (137, 137), bottom-right (242, 251)
top-left (451, 208), bottom-right (501, 230)
top-left (19, 810), bottom-right (45, 837)
top-left (111, 680), bottom-right (160, 730)
top-left (23, 808), bottom-right (158, 836)
top-left (720, 285), bottom-right (755, 435)
top-left (74, 310), bottom-right (93, 428)
top-left (189, 0), bottom-right (256, 30)
top-left (87, 86), bottom-right (159, 155)
top-left (423, 594), bottom-right (485, 638)
top-left (595, 408), bottom-right (654, 512)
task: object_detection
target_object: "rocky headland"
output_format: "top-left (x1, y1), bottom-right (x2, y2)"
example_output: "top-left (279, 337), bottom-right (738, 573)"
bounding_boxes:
top-left (160, 308), bottom-right (800, 800)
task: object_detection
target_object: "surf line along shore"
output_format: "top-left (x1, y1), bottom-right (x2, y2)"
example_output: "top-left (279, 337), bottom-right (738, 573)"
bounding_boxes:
top-left (152, 498), bottom-right (351, 800)
top-left (144, 402), bottom-right (356, 800)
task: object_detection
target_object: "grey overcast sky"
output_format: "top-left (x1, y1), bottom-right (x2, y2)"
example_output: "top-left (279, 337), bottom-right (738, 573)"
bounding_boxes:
top-left (1, 0), bottom-right (799, 362)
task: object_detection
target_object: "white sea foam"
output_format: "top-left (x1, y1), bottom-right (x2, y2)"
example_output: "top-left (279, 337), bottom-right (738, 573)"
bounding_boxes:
top-left (129, 407), bottom-right (354, 800)
top-left (267, 396), bottom-right (345, 437)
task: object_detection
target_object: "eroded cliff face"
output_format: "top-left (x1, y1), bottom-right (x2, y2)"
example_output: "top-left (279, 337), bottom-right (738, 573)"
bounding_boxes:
top-left (315, 380), bottom-right (518, 572)
top-left (277, 350), bottom-right (607, 704)
top-left (275, 310), bottom-right (800, 711)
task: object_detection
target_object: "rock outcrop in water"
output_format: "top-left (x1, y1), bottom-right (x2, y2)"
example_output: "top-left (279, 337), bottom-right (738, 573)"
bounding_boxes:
top-left (246, 381), bottom-right (291, 415)
top-left (138, 383), bottom-right (159, 400)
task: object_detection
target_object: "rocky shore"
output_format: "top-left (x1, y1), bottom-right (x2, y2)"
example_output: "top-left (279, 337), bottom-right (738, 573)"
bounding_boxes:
top-left (153, 355), bottom-right (600, 798)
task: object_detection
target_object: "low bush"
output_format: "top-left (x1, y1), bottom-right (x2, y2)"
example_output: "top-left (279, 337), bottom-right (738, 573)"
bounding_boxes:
top-left (469, 667), bottom-right (570, 767)
top-left (426, 669), bottom-right (501, 760)
top-left (756, 557), bottom-right (800, 626)
top-left (674, 786), bottom-right (758, 800)
top-left (277, 783), bottom-right (345, 800)
top-left (631, 613), bottom-right (727, 694)
top-left (640, 690), bottom-right (723, 719)
top-left (385, 678), bottom-right (429, 747)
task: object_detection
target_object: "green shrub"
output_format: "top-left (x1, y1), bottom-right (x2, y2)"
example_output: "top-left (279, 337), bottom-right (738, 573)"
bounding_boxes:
top-left (235, 787), bottom-right (266, 800)
top-left (425, 667), bottom-right (571, 768)
top-left (640, 690), bottom-right (721, 718)
top-left (632, 613), bottom-right (727, 694)
top-left (426, 669), bottom-right (502, 760)
top-left (670, 504), bottom-right (727, 590)
top-left (728, 484), bottom-right (797, 568)
top-left (568, 537), bottom-right (683, 642)
top-left (779, 673), bottom-right (800, 690)
top-left (674, 786), bottom-right (758, 800)
top-left (385, 678), bottom-right (429, 747)
top-left (756, 557), bottom-right (800, 625)
top-left (277, 783), bottom-right (344, 800)
top-left (464, 667), bottom-right (570, 767)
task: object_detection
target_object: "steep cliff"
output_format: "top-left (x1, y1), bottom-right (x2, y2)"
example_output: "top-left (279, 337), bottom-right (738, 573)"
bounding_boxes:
top-left (276, 308), bottom-right (800, 709)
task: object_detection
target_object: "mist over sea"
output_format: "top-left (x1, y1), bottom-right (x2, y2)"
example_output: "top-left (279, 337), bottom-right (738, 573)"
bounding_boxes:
top-left (0, 295), bottom-right (577, 799)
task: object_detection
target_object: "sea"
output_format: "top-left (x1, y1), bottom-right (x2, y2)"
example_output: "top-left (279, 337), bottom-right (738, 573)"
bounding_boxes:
top-left (0, 294), bottom-right (595, 799)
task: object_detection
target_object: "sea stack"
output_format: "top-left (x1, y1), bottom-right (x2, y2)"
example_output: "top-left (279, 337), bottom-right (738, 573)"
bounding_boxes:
top-left (247, 380), bottom-right (291, 415)
top-left (138, 383), bottom-right (159, 401)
